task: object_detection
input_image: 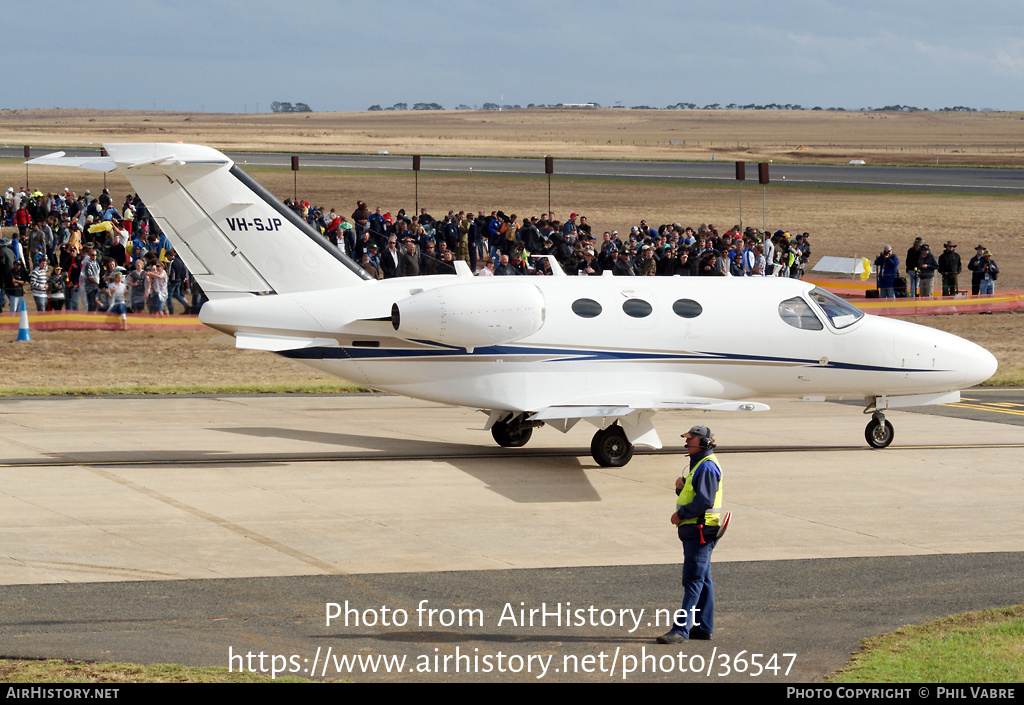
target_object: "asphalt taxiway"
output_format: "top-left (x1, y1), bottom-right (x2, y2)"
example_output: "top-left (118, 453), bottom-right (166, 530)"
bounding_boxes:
top-left (10, 147), bottom-right (1024, 194)
top-left (0, 394), bottom-right (1021, 681)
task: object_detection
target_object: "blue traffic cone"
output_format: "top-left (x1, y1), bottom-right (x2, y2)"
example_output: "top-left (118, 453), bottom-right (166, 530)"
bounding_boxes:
top-left (16, 299), bottom-right (30, 342)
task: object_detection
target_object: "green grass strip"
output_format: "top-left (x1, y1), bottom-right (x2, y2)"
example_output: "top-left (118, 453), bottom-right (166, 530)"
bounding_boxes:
top-left (830, 605), bottom-right (1024, 683)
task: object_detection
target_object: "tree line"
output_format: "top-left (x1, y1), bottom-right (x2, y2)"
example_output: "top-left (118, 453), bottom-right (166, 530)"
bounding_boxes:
top-left (271, 101), bottom-right (312, 113)
top-left (365, 102), bottom-right (985, 112)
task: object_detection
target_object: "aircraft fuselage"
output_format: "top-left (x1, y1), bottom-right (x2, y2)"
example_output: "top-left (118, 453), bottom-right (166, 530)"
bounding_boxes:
top-left (199, 274), bottom-right (995, 412)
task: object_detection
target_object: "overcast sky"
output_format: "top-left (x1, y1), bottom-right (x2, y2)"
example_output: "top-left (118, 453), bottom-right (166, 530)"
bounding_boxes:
top-left (8, 1), bottom-right (1023, 113)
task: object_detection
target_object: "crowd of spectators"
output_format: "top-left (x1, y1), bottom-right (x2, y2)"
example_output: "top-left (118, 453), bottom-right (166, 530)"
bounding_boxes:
top-left (0, 183), bottom-right (819, 324)
top-left (0, 186), bottom-right (202, 317)
top-left (297, 198), bottom-right (813, 281)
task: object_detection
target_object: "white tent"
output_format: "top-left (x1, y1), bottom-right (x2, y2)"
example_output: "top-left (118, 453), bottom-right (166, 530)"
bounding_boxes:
top-left (811, 256), bottom-right (873, 278)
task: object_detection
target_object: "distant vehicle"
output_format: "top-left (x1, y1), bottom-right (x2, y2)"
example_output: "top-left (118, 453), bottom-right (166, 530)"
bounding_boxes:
top-left (30, 144), bottom-right (998, 465)
top-left (377, 150), bottom-right (389, 155)
top-left (849, 159), bottom-right (866, 165)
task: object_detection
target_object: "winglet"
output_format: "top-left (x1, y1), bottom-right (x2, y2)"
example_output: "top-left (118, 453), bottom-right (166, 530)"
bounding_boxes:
top-left (530, 254), bottom-right (566, 276)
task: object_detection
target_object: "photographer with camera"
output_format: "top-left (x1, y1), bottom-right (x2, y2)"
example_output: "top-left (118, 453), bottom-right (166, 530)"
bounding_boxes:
top-left (874, 245), bottom-right (900, 300)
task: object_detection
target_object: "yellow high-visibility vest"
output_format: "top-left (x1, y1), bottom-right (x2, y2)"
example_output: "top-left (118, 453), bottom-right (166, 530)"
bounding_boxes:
top-left (676, 453), bottom-right (723, 526)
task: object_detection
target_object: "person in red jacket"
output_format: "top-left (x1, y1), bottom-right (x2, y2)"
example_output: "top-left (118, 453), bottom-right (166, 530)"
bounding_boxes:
top-left (14, 203), bottom-right (31, 239)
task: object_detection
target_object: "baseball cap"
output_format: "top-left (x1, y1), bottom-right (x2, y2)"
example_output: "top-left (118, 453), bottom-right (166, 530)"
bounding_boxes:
top-left (681, 425), bottom-right (713, 443)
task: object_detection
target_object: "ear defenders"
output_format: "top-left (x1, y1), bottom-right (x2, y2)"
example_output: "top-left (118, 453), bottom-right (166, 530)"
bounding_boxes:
top-left (684, 424), bottom-right (714, 449)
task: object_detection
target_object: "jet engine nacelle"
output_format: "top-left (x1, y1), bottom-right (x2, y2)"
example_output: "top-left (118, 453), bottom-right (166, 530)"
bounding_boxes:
top-left (391, 280), bottom-right (545, 352)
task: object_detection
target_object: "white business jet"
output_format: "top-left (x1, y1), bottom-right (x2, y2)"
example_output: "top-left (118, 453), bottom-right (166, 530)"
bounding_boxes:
top-left (30, 144), bottom-right (997, 466)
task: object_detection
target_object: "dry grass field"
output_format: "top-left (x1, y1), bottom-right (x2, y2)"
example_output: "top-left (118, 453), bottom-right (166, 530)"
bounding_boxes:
top-left (0, 109), bottom-right (1021, 392)
top-left (0, 329), bottom-right (355, 395)
top-left (0, 312), bottom-right (1020, 394)
top-left (3, 107), bottom-right (1024, 165)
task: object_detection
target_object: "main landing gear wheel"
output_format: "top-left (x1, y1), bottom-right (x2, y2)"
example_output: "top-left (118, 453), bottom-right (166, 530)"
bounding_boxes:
top-left (591, 424), bottom-right (634, 467)
top-left (865, 415), bottom-right (894, 449)
top-left (491, 416), bottom-right (533, 448)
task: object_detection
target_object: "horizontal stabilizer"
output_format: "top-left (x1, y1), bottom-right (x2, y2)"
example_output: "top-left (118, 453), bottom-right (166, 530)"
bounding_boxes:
top-left (235, 333), bottom-right (339, 352)
top-left (26, 151), bottom-right (117, 173)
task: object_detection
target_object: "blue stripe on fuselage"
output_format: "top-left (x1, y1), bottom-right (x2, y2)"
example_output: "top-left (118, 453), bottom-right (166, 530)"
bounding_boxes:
top-left (278, 343), bottom-right (940, 373)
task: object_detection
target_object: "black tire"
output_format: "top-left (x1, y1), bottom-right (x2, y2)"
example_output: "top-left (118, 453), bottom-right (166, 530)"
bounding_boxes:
top-left (590, 424), bottom-right (634, 467)
top-left (491, 417), bottom-right (533, 448)
top-left (865, 418), bottom-right (894, 448)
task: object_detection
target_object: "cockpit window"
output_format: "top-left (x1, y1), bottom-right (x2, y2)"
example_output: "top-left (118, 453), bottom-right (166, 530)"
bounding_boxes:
top-left (808, 288), bottom-right (865, 329)
top-left (778, 297), bottom-right (824, 330)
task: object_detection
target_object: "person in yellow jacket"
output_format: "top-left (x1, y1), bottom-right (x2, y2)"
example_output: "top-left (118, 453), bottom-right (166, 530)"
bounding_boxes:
top-left (657, 424), bottom-right (723, 644)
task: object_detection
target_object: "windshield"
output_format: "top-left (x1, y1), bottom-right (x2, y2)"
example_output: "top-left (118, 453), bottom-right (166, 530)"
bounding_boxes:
top-left (808, 287), bottom-right (865, 329)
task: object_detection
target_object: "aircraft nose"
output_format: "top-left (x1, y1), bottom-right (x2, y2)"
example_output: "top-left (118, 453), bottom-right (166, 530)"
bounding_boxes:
top-left (965, 343), bottom-right (998, 387)
top-left (888, 317), bottom-right (998, 389)
top-left (937, 331), bottom-right (997, 388)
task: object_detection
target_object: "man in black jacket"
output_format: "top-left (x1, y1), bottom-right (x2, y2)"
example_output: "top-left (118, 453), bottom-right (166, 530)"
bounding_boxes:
top-left (380, 236), bottom-right (401, 279)
top-left (905, 237), bottom-right (924, 298)
top-left (917, 243), bottom-right (939, 297)
top-left (938, 241), bottom-right (962, 297)
top-left (968, 244), bottom-right (986, 296)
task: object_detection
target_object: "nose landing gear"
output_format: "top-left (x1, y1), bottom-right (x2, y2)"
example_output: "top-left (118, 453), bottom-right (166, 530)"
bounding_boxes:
top-left (864, 410), bottom-right (894, 449)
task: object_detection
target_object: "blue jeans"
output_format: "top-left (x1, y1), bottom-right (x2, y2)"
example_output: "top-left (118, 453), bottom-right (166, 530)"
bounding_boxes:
top-left (671, 536), bottom-right (717, 637)
top-left (167, 282), bottom-right (189, 314)
top-left (980, 279), bottom-right (994, 296)
top-left (907, 271), bottom-right (920, 298)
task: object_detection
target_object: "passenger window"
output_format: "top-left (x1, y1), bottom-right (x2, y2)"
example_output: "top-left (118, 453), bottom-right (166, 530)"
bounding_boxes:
top-left (672, 299), bottom-right (703, 318)
top-left (572, 298), bottom-right (602, 318)
top-left (622, 299), bottom-right (653, 318)
top-left (778, 297), bottom-right (824, 330)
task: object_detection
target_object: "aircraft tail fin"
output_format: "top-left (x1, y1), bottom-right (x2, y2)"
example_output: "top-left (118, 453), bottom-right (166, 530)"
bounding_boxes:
top-left (102, 143), bottom-right (371, 297)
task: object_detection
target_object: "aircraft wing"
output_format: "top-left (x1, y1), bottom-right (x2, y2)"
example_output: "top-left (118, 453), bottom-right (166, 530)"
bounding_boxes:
top-left (524, 398), bottom-right (769, 449)
top-left (530, 398), bottom-right (769, 420)
top-left (235, 333), bottom-right (339, 352)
